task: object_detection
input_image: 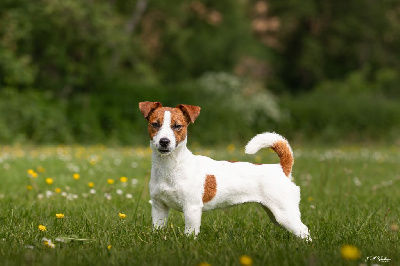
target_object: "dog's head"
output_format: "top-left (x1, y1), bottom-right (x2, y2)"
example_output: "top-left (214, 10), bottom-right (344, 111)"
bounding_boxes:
top-left (139, 102), bottom-right (201, 155)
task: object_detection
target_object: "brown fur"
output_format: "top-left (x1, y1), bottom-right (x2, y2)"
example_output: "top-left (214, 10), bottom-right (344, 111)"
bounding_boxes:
top-left (271, 140), bottom-right (293, 177)
top-left (147, 107), bottom-right (189, 145)
top-left (202, 174), bottom-right (217, 203)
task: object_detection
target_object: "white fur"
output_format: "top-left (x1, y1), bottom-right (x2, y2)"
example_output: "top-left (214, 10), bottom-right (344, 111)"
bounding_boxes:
top-left (148, 113), bottom-right (311, 240)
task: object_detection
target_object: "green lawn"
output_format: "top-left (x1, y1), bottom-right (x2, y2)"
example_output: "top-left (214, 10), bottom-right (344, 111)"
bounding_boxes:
top-left (0, 144), bottom-right (399, 265)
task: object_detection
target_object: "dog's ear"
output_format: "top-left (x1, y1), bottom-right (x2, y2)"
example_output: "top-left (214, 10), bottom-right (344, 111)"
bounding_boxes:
top-left (139, 101), bottom-right (162, 120)
top-left (177, 104), bottom-right (201, 123)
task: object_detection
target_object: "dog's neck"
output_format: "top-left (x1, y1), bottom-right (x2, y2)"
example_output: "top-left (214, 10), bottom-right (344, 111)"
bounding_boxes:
top-left (151, 138), bottom-right (193, 179)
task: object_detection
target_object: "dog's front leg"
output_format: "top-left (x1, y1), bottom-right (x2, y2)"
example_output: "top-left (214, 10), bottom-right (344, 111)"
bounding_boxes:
top-left (152, 200), bottom-right (169, 229)
top-left (183, 205), bottom-right (202, 236)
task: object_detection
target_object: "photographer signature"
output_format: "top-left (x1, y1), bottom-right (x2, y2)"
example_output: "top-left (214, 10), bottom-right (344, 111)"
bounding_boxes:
top-left (365, 256), bottom-right (391, 263)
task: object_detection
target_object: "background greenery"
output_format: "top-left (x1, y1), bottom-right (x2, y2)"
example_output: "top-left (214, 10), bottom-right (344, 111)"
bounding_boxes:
top-left (1, 0), bottom-right (400, 145)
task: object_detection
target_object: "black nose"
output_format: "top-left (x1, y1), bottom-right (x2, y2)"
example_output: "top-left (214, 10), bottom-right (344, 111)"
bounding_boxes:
top-left (159, 138), bottom-right (170, 148)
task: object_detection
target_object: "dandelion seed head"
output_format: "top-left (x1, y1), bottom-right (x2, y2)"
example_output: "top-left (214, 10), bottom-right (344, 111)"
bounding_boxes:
top-left (116, 189), bottom-right (123, 195)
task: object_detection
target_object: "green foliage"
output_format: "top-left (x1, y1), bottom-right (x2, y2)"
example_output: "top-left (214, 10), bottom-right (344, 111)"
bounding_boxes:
top-left (0, 89), bottom-right (72, 143)
top-left (268, 0), bottom-right (400, 92)
top-left (276, 91), bottom-right (400, 143)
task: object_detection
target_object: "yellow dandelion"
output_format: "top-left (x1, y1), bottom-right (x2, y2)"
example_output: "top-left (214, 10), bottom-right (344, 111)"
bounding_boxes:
top-left (73, 173), bottom-right (80, 180)
top-left (227, 144), bottom-right (235, 153)
top-left (107, 179), bottom-right (115, 185)
top-left (107, 245), bottom-right (112, 250)
top-left (118, 213), bottom-right (127, 219)
top-left (340, 245), bottom-right (361, 260)
top-left (390, 223), bottom-right (399, 232)
top-left (45, 178), bottom-right (54, 185)
top-left (307, 196), bottom-right (314, 202)
top-left (43, 238), bottom-right (55, 248)
top-left (38, 225), bottom-right (47, 232)
top-left (37, 166), bottom-right (46, 173)
top-left (55, 188), bottom-right (61, 193)
top-left (55, 213), bottom-right (64, 219)
top-left (88, 182), bottom-right (95, 188)
top-left (27, 169), bottom-right (38, 178)
top-left (27, 185), bottom-right (33, 190)
top-left (120, 176), bottom-right (128, 183)
top-left (239, 255), bottom-right (253, 266)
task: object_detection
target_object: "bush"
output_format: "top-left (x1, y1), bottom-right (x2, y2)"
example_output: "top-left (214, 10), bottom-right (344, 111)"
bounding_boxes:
top-left (0, 88), bottom-right (72, 143)
top-left (276, 91), bottom-right (400, 143)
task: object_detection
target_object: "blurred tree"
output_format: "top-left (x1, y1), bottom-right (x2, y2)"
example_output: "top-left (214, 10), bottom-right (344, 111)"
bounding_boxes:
top-left (264, 0), bottom-right (400, 93)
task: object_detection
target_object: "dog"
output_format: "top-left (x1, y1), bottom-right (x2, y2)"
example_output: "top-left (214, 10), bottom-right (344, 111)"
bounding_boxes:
top-left (139, 101), bottom-right (311, 240)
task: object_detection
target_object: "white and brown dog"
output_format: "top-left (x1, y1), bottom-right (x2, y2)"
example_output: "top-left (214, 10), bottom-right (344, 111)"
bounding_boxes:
top-left (139, 101), bottom-right (311, 240)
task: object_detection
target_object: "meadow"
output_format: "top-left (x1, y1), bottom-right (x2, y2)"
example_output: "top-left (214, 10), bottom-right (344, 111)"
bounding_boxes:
top-left (0, 144), bottom-right (398, 265)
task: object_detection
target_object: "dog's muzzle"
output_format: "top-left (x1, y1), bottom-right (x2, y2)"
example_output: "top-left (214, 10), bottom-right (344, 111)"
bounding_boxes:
top-left (158, 138), bottom-right (171, 153)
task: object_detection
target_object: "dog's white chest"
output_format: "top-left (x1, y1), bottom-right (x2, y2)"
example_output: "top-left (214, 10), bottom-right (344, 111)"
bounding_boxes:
top-left (150, 179), bottom-right (186, 211)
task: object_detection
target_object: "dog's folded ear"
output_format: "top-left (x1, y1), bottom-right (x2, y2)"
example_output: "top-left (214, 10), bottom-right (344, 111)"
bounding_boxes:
top-left (177, 104), bottom-right (201, 123)
top-left (139, 101), bottom-right (162, 120)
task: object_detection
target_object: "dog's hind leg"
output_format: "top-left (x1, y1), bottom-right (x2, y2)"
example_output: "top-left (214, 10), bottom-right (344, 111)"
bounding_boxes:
top-left (260, 204), bottom-right (279, 226)
top-left (266, 205), bottom-right (311, 240)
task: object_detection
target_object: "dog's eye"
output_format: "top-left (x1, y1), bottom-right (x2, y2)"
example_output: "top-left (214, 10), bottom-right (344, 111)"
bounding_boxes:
top-left (172, 124), bottom-right (183, 130)
top-left (151, 122), bottom-right (161, 129)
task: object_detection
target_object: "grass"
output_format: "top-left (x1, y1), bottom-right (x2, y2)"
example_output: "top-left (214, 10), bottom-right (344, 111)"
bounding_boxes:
top-left (0, 143), bottom-right (399, 265)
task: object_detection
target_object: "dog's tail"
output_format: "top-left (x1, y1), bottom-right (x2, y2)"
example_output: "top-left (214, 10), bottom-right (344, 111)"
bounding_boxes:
top-left (245, 132), bottom-right (294, 178)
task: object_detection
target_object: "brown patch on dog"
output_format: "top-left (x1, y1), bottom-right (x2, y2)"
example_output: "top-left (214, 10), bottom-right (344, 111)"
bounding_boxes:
top-left (228, 160), bottom-right (238, 163)
top-left (202, 174), bottom-right (217, 203)
top-left (169, 108), bottom-right (190, 145)
top-left (146, 107), bottom-right (191, 145)
top-left (176, 104), bottom-right (201, 123)
top-left (271, 140), bottom-right (293, 177)
top-left (139, 102), bottom-right (162, 119)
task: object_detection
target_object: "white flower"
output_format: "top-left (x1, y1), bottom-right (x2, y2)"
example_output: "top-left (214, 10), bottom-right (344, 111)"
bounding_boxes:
top-left (116, 189), bottom-right (123, 195)
top-left (89, 189), bottom-right (96, 194)
top-left (45, 190), bottom-right (53, 198)
top-left (104, 193), bottom-right (112, 200)
top-left (61, 192), bottom-right (67, 197)
top-left (131, 179), bottom-right (138, 186)
top-left (37, 194), bottom-right (44, 199)
top-left (126, 193), bottom-right (133, 199)
top-left (42, 238), bottom-right (56, 248)
top-left (353, 177), bottom-right (362, 186)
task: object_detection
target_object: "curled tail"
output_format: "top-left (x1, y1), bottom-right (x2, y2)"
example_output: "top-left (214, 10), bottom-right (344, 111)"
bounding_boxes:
top-left (245, 132), bottom-right (294, 178)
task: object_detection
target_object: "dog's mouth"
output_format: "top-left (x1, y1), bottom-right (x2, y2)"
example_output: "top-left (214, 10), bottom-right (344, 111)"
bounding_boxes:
top-left (157, 148), bottom-right (172, 154)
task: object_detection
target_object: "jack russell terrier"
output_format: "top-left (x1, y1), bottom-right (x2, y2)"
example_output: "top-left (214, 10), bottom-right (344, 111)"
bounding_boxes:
top-left (139, 101), bottom-right (311, 240)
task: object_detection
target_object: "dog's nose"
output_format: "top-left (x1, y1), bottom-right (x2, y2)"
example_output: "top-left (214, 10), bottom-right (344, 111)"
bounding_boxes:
top-left (159, 138), bottom-right (170, 148)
